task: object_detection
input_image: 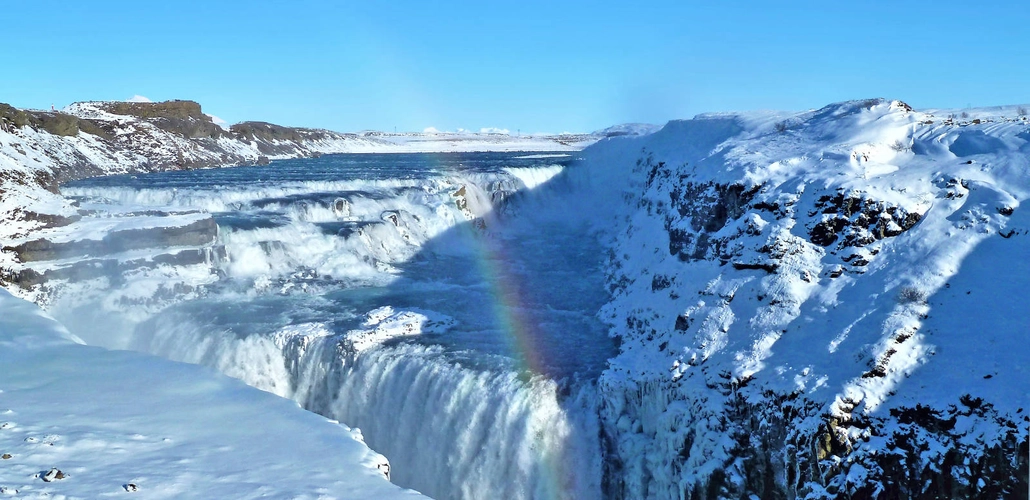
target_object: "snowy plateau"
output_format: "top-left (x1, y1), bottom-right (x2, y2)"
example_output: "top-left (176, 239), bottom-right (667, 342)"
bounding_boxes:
top-left (0, 98), bottom-right (1028, 499)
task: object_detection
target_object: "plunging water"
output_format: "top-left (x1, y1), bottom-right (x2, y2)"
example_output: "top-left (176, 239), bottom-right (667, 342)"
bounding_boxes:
top-left (53, 152), bottom-right (615, 499)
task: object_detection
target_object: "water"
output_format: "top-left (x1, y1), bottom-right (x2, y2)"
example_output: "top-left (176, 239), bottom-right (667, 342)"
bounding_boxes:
top-left (56, 152), bottom-right (614, 499)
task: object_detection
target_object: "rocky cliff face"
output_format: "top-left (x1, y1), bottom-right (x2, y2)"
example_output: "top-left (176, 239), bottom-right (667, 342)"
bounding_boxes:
top-left (582, 99), bottom-right (1029, 498)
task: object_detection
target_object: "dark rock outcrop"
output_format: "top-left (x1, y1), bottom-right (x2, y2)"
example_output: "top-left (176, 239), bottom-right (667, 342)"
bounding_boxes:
top-left (40, 468), bottom-right (66, 482)
top-left (808, 190), bottom-right (923, 249)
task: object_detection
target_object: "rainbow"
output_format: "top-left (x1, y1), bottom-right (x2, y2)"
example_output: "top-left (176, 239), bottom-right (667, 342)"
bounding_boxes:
top-left (465, 214), bottom-right (574, 500)
top-left (414, 154), bottom-right (581, 498)
top-left (472, 232), bottom-right (550, 376)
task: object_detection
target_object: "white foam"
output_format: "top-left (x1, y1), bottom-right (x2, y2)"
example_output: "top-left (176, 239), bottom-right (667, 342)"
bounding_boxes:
top-left (502, 165), bottom-right (565, 190)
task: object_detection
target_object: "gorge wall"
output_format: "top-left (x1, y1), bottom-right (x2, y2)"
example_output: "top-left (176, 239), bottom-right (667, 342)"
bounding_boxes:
top-left (575, 99), bottom-right (1029, 498)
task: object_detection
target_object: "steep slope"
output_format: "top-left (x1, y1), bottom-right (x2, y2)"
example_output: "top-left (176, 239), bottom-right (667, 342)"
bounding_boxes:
top-left (577, 99), bottom-right (1029, 498)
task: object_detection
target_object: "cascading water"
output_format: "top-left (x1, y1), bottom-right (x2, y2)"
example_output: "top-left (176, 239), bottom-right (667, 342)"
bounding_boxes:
top-left (48, 152), bottom-right (616, 500)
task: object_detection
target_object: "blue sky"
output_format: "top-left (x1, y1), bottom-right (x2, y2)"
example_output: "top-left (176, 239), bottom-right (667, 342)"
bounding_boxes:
top-left (2, 1), bottom-right (1027, 133)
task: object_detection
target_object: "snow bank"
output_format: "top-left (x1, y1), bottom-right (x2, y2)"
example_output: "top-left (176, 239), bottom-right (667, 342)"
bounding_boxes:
top-left (0, 288), bottom-right (422, 499)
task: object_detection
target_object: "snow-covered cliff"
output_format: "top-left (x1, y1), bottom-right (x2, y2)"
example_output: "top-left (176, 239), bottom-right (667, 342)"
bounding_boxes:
top-left (577, 99), bottom-right (1029, 498)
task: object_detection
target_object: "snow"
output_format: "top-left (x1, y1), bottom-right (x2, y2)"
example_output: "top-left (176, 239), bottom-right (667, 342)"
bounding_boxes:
top-left (22, 157), bottom-right (610, 499)
top-left (7, 209), bottom-right (210, 247)
top-left (592, 122), bottom-right (663, 138)
top-left (205, 113), bottom-right (229, 130)
top-left (58, 100), bottom-right (597, 166)
top-left (587, 99), bottom-right (1030, 411)
top-left (511, 153), bottom-right (571, 160)
top-left (360, 131), bottom-right (596, 153)
top-left (344, 306), bottom-right (456, 352)
top-left (0, 97), bottom-right (600, 304)
top-left (573, 98), bottom-right (1030, 496)
top-left (0, 288), bottom-right (422, 499)
top-left (4, 96), bottom-right (1029, 497)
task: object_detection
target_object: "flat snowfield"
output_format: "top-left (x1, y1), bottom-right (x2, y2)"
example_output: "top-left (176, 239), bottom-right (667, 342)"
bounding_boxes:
top-left (0, 289), bottom-right (422, 499)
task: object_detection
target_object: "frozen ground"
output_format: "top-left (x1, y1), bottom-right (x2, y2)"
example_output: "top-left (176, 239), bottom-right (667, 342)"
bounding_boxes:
top-left (353, 130), bottom-right (597, 153)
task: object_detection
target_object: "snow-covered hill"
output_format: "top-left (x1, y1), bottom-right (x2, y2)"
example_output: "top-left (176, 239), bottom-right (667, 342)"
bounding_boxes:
top-left (573, 99), bottom-right (1029, 498)
top-left (357, 129), bottom-right (597, 153)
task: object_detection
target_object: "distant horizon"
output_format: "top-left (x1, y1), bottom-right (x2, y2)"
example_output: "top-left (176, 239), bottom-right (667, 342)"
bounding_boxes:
top-left (3, 1), bottom-right (1028, 133)
top-left (8, 94), bottom-right (1029, 136)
